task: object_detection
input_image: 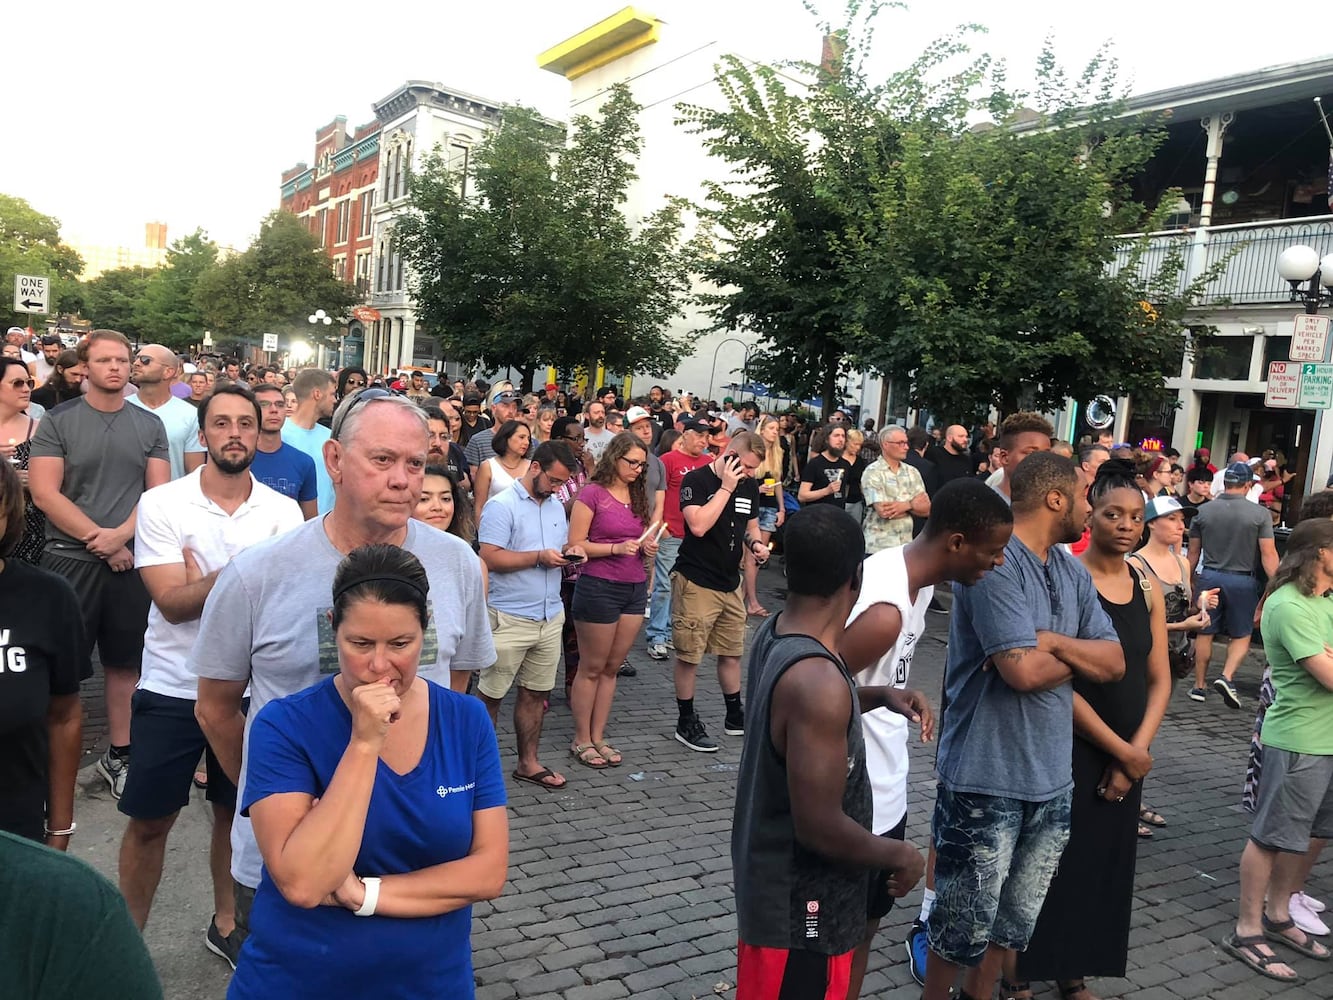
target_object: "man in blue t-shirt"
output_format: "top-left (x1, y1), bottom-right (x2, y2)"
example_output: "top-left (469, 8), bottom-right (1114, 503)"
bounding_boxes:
top-left (923, 453), bottom-right (1124, 1000)
top-left (280, 369), bottom-right (335, 514)
top-left (249, 384), bottom-right (317, 519)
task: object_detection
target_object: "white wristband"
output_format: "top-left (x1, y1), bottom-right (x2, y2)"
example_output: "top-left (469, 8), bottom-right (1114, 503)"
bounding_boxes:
top-left (354, 876), bottom-right (381, 917)
top-left (44, 821), bottom-right (77, 837)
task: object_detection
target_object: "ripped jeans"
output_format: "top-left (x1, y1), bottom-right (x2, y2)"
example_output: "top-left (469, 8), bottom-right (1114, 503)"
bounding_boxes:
top-left (927, 784), bottom-right (1072, 967)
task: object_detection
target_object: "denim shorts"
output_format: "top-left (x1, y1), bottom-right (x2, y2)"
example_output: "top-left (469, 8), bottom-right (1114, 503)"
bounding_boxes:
top-left (757, 506), bottom-right (779, 533)
top-left (1196, 568), bottom-right (1260, 639)
top-left (571, 573), bottom-right (648, 624)
top-left (927, 785), bottom-right (1072, 966)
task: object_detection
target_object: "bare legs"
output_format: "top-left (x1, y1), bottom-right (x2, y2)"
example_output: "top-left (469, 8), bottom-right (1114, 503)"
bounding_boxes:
top-left (572, 615), bottom-right (644, 751)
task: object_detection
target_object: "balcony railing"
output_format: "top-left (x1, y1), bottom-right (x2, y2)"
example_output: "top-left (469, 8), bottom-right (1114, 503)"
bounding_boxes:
top-left (1112, 215), bottom-right (1333, 308)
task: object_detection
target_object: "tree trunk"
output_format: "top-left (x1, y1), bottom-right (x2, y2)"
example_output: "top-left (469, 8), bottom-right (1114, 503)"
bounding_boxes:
top-left (820, 348), bottom-right (838, 419)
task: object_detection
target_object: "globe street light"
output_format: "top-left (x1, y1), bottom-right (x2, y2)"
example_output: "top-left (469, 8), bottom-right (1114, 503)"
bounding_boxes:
top-left (308, 309), bottom-right (333, 327)
top-left (1277, 244), bottom-right (1333, 314)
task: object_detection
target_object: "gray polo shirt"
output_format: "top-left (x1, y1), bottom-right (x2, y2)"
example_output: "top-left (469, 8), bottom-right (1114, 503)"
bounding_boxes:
top-left (1189, 492), bottom-right (1273, 574)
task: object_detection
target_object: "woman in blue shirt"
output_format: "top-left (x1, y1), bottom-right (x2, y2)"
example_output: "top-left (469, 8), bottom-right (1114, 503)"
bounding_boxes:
top-left (229, 544), bottom-right (508, 999)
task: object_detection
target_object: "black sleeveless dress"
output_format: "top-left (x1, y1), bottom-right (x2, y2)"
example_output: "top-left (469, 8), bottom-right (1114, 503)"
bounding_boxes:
top-left (1018, 569), bottom-right (1151, 980)
top-left (12, 418), bottom-right (44, 565)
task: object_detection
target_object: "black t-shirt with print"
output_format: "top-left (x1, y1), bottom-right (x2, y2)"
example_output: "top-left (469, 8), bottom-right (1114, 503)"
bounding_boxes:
top-left (674, 464), bottom-right (761, 592)
top-left (0, 561), bottom-right (90, 840)
top-left (801, 454), bottom-right (853, 509)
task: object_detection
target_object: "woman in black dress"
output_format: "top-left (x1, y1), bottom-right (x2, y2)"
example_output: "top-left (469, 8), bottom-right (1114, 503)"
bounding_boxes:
top-left (1013, 460), bottom-right (1172, 1000)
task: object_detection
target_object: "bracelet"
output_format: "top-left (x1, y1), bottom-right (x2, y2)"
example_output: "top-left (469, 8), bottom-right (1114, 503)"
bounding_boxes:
top-left (354, 876), bottom-right (381, 917)
top-left (44, 822), bottom-right (76, 837)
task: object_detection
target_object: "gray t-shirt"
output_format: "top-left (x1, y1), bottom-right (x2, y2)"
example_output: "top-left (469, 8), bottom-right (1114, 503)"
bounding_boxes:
top-left (30, 398), bottom-right (170, 560)
top-left (188, 516), bottom-right (496, 888)
top-left (584, 426), bottom-right (617, 464)
top-left (646, 451), bottom-right (666, 501)
top-left (936, 535), bottom-right (1118, 802)
top-left (1189, 493), bottom-right (1274, 574)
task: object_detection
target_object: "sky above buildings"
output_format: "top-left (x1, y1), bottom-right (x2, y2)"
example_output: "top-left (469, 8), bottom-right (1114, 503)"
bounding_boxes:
top-left (6, 0), bottom-right (1330, 252)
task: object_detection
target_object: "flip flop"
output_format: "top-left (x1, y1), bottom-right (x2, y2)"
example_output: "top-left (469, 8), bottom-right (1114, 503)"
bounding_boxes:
top-left (1262, 914), bottom-right (1332, 959)
top-left (1137, 823), bottom-right (1154, 839)
top-left (511, 767), bottom-right (567, 791)
top-left (1221, 932), bottom-right (1303, 982)
top-left (747, 608), bottom-right (771, 618)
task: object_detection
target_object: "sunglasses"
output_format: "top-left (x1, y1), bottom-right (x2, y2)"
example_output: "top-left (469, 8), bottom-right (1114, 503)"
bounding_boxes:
top-left (344, 377), bottom-right (367, 387)
top-left (331, 387), bottom-right (392, 440)
top-left (7, 377), bottom-right (34, 389)
top-left (134, 355), bottom-right (159, 366)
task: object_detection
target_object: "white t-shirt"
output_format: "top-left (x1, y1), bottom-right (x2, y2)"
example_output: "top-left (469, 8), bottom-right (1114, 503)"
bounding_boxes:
top-left (1209, 468), bottom-right (1262, 503)
top-left (584, 425), bottom-right (617, 464)
top-left (189, 516), bottom-right (496, 889)
top-left (32, 355), bottom-right (55, 385)
top-left (135, 469), bottom-right (304, 700)
top-left (846, 545), bottom-right (933, 833)
top-left (128, 393), bottom-right (206, 480)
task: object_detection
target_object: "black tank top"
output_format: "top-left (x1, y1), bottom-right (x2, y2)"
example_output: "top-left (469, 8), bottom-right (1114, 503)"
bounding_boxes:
top-left (732, 615), bottom-right (873, 954)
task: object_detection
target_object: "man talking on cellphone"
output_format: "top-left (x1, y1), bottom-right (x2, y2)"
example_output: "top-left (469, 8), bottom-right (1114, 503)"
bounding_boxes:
top-left (669, 431), bottom-right (768, 752)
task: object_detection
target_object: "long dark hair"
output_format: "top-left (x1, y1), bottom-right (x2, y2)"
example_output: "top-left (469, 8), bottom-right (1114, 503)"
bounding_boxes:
top-left (422, 464), bottom-right (477, 544)
top-left (591, 432), bottom-right (650, 527)
top-left (1265, 518), bottom-right (1333, 599)
top-left (336, 367), bottom-right (369, 400)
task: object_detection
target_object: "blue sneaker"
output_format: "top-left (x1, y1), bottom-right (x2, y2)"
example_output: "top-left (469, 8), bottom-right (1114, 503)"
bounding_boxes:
top-left (906, 918), bottom-right (928, 986)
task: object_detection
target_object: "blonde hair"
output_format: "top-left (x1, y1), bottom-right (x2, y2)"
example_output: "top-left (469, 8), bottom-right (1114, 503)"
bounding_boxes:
top-left (755, 415), bottom-right (784, 479)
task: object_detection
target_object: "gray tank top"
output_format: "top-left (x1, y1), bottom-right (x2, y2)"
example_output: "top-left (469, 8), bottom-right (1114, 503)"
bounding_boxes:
top-left (731, 615), bottom-right (873, 954)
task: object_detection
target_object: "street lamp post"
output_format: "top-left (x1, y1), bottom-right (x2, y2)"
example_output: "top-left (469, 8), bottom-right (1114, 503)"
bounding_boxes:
top-left (1277, 244), bottom-right (1333, 314)
top-left (708, 337), bottom-right (755, 403)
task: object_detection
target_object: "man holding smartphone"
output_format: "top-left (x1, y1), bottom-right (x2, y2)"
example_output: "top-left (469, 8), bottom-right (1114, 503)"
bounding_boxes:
top-left (476, 441), bottom-right (586, 789)
top-left (670, 431), bottom-right (768, 751)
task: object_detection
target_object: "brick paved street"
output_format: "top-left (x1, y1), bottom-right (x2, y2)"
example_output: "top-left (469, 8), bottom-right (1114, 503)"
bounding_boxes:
top-left (70, 567), bottom-right (1331, 999)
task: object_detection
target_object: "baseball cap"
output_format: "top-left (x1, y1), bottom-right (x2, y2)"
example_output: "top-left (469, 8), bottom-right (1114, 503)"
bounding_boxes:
top-left (680, 417), bottom-right (711, 434)
top-left (723, 396), bottom-right (734, 405)
top-left (545, 382), bottom-right (558, 393)
top-left (492, 389), bottom-right (521, 405)
top-left (1223, 461), bottom-right (1258, 485)
top-left (5, 327), bottom-right (24, 337)
top-left (624, 405), bottom-right (652, 425)
top-left (1144, 495), bottom-right (1196, 523)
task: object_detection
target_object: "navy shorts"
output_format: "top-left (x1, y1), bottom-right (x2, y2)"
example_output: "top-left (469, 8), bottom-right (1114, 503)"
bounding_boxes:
top-left (866, 815), bottom-right (908, 920)
top-left (572, 574), bottom-right (648, 624)
top-left (119, 690), bottom-right (240, 819)
top-left (1196, 568), bottom-right (1260, 639)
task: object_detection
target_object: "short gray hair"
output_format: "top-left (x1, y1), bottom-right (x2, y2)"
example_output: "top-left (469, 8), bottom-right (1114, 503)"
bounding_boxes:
top-left (333, 392), bottom-right (428, 446)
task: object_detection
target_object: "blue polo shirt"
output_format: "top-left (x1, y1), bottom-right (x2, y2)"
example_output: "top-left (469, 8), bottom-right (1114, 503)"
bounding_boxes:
top-left (477, 480), bottom-right (567, 621)
top-left (935, 535), bottom-right (1118, 802)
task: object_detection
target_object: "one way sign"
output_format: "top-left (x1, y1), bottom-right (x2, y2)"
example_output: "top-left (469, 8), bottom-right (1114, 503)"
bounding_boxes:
top-left (13, 274), bottom-right (49, 314)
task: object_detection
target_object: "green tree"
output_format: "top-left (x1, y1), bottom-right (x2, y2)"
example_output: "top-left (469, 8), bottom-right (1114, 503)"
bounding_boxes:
top-left (396, 84), bottom-right (690, 391)
top-left (139, 228), bottom-right (219, 352)
top-left (0, 194), bottom-right (84, 327)
top-left (195, 211), bottom-right (355, 352)
top-left (81, 266), bottom-right (156, 343)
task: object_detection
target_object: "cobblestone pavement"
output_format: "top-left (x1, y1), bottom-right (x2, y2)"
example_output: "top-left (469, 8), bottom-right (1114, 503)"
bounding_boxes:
top-left (71, 569), bottom-right (1331, 999)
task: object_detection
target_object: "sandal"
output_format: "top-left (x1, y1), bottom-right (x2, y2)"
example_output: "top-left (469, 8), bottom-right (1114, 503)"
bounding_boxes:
top-left (593, 741), bottom-right (623, 767)
top-left (1059, 980), bottom-right (1097, 999)
top-left (747, 607), bottom-right (770, 618)
top-left (1137, 822), bottom-right (1154, 839)
top-left (1139, 806), bottom-right (1167, 827)
top-left (1221, 932), bottom-right (1303, 982)
top-left (570, 743), bottom-right (608, 769)
top-left (1262, 914), bottom-right (1332, 959)
top-left (999, 978), bottom-right (1032, 1000)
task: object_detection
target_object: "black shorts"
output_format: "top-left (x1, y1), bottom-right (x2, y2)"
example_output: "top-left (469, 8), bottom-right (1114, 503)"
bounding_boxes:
top-left (866, 815), bottom-right (909, 920)
top-left (43, 550), bottom-right (151, 668)
top-left (571, 574), bottom-right (648, 624)
top-left (118, 690), bottom-right (240, 819)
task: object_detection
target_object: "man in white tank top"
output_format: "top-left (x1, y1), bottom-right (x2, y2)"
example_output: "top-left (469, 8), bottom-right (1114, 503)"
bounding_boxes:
top-left (839, 478), bottom-right (1016, 999)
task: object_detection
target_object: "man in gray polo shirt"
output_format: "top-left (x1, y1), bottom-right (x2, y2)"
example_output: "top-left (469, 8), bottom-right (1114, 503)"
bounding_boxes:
top-left (1188, 461), bottom-right (1279, 708)
top-left (464, 389), bottom-right (522, 466)
top-left (477, 440), bottom-right (583, 790)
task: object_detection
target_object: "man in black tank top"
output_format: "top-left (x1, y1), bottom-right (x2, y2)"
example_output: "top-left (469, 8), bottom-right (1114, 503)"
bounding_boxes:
top-left (732, 506), bottom-right (925, 999)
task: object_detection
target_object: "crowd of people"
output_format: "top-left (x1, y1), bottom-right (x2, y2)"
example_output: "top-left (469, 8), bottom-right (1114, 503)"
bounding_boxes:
top-left (1, 325), bottom-right (1330, 998)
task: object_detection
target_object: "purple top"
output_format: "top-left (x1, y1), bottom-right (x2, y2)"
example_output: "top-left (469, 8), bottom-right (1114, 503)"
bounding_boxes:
top-left (576, 482), bottom-right (648, 584)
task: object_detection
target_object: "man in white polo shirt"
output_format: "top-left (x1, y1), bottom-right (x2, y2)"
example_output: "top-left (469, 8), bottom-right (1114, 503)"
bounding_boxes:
top-left (115, 385), bottom-right (302, 969)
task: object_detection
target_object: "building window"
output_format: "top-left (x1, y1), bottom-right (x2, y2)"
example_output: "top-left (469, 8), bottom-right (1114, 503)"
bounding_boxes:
top-left (359, 190), bottom-right (375, 236)
top-left (333, 257), bottom-right (346, 279)
top-left (376, 244), bottom-right (387, 292)
top-left (336, 201), bottom-right (350, 244)
top-left (393, 146), bottom-right (405, 200)
top-left (449, 143), bottom-right (470, 198)
top-left (1195, 337), bottom-right (1254, 381)
top-left (317, 208), bottom-right (328, 248)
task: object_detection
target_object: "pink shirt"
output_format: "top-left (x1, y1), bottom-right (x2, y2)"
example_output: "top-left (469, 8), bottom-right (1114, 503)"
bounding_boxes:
top-left (575, 482), bottom-right (649, 584)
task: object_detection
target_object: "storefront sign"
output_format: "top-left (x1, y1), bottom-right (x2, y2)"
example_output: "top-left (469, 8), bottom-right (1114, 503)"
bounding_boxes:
top-left (1298, 363), bottom-right (1333, 409)
top-left (1265, 361), bottom-right (1300, 408)
top-left (1290, 313), bottom-right (1332, 362)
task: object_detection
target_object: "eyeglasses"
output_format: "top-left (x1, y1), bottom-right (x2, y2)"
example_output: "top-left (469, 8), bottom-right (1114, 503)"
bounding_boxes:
top-left (619, 457), bottom-right (647, 471)
top-left (344, 377), bottom-right (366, 388)
top-left (256, 400), bottom-right (283, 410)
top-left (6, 377), bottom-right (34, 389)
top-left (331, 387), bottom-right (392, 440)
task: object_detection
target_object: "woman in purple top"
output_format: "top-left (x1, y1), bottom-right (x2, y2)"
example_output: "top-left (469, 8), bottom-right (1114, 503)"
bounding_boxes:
top-left (567, 432), bottom-right (659, 768)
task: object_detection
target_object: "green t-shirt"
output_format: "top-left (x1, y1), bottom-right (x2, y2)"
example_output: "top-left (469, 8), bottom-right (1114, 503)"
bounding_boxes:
top-left (0, 830), bottom-right (163, 999)
top-left (1259, 583), bottom-right (1333, 755)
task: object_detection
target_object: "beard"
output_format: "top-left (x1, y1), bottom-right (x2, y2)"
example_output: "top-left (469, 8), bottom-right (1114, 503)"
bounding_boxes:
top-left (827, 445), bottom-right (844, 459)
top-left (1058, 508), bottom-right (1085, 545)
top-left (428, 446), bottom-right (447, 462)
top-left (210, 445), bottom-right (254, 475)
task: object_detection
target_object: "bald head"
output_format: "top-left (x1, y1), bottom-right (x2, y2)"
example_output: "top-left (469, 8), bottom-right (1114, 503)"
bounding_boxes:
top-left (945, 424), bottom-right (969, 453)
top-left (132, 343), bottom-right (180, 386)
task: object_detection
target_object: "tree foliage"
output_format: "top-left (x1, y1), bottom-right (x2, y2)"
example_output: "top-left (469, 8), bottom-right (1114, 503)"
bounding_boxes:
top-left (397, 84), bottom-right (691, 391)
top-left (0, 194), bottom-right (84, 327)
top-left (682, 1), bottom-right (1209, 419)
top-left (139, 229), bottom-right (219, 352)
top-left (82, 266), bottom-right (156, 342)
top-left (195, 211), bottom-right (355, 349)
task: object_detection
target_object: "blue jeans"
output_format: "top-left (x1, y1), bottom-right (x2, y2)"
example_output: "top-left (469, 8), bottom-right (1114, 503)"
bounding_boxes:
top-left (646, 535), bottom-right (682, 645)
top-left (927, 784), bottom-right (1072, 967)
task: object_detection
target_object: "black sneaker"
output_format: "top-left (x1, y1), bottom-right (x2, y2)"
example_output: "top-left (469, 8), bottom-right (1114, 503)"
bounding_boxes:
top-left (1214, 676), bottom-right (1242, 709)
top-left (674, 713), bottom-right (718, 752)
top-left (617, 659), bottom-right (637, 677)
top-left (205, 915), bottom-right (240, 970)
top-left (724, 710), bottom-right (745, 736)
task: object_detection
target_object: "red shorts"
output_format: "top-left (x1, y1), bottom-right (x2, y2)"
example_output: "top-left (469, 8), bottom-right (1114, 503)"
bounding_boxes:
top-left (736, 941), bottom-right (854, 1000)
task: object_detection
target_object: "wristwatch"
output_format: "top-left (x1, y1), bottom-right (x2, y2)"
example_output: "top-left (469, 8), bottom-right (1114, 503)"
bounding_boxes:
top-left (354, 876), bottom-right (382, 916)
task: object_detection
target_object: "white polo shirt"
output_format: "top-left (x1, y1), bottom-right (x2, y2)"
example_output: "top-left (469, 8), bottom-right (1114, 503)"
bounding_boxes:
top-left (134, 468), bottom-right (304, 699)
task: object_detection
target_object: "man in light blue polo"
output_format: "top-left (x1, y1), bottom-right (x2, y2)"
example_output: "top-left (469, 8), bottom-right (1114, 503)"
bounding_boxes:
top-left (477, 440), bottom-right (585, 790)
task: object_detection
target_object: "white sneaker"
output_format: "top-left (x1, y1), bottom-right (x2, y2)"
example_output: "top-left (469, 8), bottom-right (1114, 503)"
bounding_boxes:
top-left (1298, 891), bottom-right (1327, 913)
top-left (1290, 892), bottom-right (1331, 936)
top-left (647, 643), bottom-right (669, 660)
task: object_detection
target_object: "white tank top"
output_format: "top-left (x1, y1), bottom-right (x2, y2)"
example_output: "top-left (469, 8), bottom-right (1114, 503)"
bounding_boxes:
top-left (845, 545), bottom-right (933, 833)
top-left (484, 456), bottom-right (519, 505)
